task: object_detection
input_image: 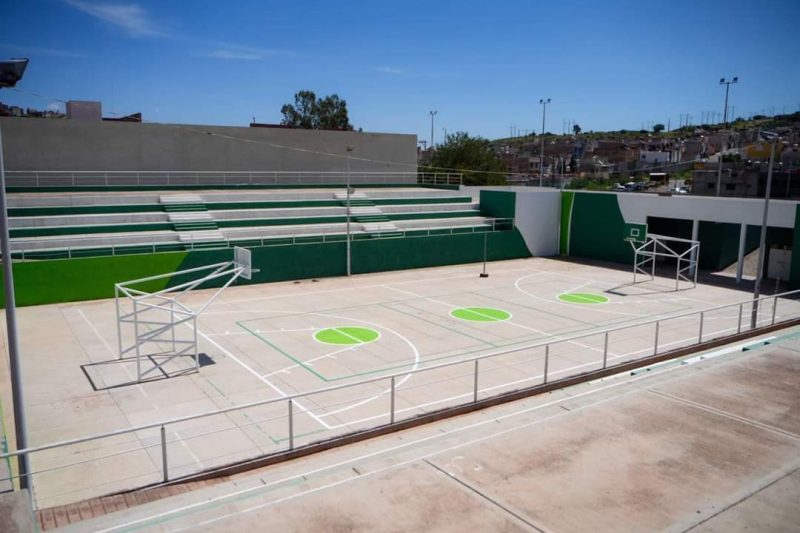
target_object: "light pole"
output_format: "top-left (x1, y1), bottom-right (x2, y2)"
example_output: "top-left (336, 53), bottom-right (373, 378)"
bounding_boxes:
top-left (539, 98), bottom-right (550, 187)
top-left (716, 76), bottom-right (738, 196)
top-left (429, 110), bottom-right (437, 150)
top-left (0, 57), bottom-right (30, 491)
top-left (751, 132), bottom-right (777, 328)
top-left (346, 145), bottom-right (353, 277)
top-left (442, 128), bottom-right (447, 144)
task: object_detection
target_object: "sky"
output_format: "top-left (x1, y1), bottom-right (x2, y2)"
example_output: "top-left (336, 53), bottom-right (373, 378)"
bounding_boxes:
top-left (2, 0), bottom-right (799, 143)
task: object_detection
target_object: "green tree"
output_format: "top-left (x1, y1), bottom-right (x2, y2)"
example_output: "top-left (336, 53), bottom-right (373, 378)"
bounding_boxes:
top-left (280, 90), bottom-right (353, 130)
top-left (572, 123), bottom-right (581, 134)
top-left (425, 132), bottom-right (506, 185)
top-left (653, 123), bottom-right (665, 133)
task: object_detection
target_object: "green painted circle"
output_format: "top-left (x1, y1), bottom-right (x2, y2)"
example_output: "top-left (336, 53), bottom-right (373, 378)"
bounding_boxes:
top-left (557, 293), bottom-right (609, 304)
top-left (314, 327), bottom-right (380, 345)
top-left (450, 307), bottom-right (511, 322)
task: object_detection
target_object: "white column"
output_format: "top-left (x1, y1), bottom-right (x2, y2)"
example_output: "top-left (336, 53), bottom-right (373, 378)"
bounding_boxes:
top-left (736, 223), bottom-right (747, 283)
top-left (690, 219), bottom-right (699, 275)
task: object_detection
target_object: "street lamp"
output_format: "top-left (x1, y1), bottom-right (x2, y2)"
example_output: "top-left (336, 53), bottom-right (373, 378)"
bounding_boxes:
top-left (429, 110), bottom-right (437, 149)
top-left (0, 57), bottom-right (30, 491)
top-left (716, 76), bottom-right (738, 196)
top-left (345, 145), bottom-right (354, 277)
top-left (539, 98), bottom-right (550, 187)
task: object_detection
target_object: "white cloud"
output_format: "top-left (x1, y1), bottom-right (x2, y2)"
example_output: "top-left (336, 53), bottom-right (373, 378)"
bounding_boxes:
top-left (373, 66), bottom-right (406, 75)
top-left (63, 0), bottom-right (164, 37)
top-left (202, 43), bottom-right (294, 61)
top-left (0, 44), bottom-right (85, 58)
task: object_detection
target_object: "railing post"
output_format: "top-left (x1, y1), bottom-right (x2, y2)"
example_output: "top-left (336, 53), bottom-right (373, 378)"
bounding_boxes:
top-left (737, 303), bottom-right (743, 334)
top-left (653, 321), bottom-right (660, 355)
top-left (288, 398), bottom-right (294, 450)
top-left (772, 296), bottom-right (778, 325)
top-left (602, 331), bottom-right (609, 368)
top-left (543, 344), bottom-right (549, 384)
top-left (698, 311), bottom-right (704, 343)
top-left (160, 425), bottom-right (168, 482)
top-left (390, 376), bottom-right (396, 424)
top-left (473, 360), bottom-right (479, 402)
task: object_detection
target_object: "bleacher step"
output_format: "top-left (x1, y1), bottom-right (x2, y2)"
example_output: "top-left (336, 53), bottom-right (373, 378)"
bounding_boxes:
top-left (178, 230), bottom-right (225, 243)
top-left (160, 194), bottom-right (203, 204)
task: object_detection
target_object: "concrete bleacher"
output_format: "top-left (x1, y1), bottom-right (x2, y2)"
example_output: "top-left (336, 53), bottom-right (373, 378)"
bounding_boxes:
top-left (7, 187), bottom-right (504, 258)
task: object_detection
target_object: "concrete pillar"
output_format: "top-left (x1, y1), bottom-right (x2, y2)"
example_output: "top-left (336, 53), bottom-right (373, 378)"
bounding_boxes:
top-left (736, 223), bottom-right (747, 283)
top-left (690, 219), bottom-right (699, 276)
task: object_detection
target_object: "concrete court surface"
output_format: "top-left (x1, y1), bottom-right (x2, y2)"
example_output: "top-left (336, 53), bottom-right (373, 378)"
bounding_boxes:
top-left (57, 328), bottom-right (800, 532)
top-left (2, 257), bottom-right (799, 510)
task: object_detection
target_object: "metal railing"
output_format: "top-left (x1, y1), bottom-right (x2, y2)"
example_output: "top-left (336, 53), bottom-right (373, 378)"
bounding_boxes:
top-left (2, 287), bottom-right (798, 505)
top-left (4, 171), bottom-right (462, 188)
top-left (7, 218), bottom-right (515, 261)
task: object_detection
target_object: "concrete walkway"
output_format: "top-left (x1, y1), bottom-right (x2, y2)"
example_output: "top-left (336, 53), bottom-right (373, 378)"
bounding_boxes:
top-left (58, 329), bottom-right (800, 532)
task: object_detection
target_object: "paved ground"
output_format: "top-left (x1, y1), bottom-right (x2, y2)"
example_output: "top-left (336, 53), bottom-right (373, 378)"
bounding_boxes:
top-left (1, 257), bottom-right (798, 509)
top-left (58, 329), bottom-right (800, 532)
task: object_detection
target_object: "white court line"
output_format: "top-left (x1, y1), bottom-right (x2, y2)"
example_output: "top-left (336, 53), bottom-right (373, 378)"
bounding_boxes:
top-left (261, 345), bottom-right (359, 378)
top-left (101, 345), bottom-right (732, 533)
top-left (514, 273), bottom-right (641, 317)
top-left (223, 265), bottom-right (534, 305)
top-left (189, 325), bottom-right (333, 431)
top-left (386, 285), bottom-right (618, 358)
top-left (76, 309), bottom-right (204, 470)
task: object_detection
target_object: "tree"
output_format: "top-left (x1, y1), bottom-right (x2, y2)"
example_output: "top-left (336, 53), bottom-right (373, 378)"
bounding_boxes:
top-left (572, 123), bottom-right (581, 135)
top-left (280, 90), bottom-right (353, 130)
top-left (653, 123), bottom-right (665, 133)
top-left (424, 132), bottom-right (506, 185)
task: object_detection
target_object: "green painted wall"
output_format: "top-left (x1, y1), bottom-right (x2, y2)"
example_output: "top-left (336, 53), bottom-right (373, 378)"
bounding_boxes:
top-left (0, 230), bottom-right (530, 307)
top-left (792, 205), bottom-right (800, 289)
top-left (567, 193), bottom-right (632, 264)
top-left (559, 191), bottom-right (574, 255)
top-left (0, 252), bottom-right (187, 306)
top-left (479, 190), bottom-right (516, 218)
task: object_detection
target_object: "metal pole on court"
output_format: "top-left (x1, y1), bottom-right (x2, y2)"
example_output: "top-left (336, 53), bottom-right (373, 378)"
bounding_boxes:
top-left (0, 126), bottom-right (30, 490)
top-left (716, 77), bottom-right (738, 196)
top-left (751, 135), bottom-right (776, 328)
top-left (480, 231), bottom-right (489, 278)
top-left (346, 146), bottom-right (353, 277)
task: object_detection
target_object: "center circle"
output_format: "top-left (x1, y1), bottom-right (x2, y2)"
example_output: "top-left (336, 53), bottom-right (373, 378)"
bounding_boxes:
top-left (451, 307), bottom-right (511, 322)
top-left (557, 292), bottom-right (609, 304)
top-left (314, 326), bottom-right (380, 345)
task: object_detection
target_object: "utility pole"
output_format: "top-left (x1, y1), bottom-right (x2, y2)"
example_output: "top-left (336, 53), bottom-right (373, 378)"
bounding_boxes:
top-left (345, 145), bottom-right (353, 276)
top-left (539, 98), bottom-right (550, 187)
top-left (716, 77), bottom-right (738, 197)
top-left (429, 110), bottom-right (437, 149)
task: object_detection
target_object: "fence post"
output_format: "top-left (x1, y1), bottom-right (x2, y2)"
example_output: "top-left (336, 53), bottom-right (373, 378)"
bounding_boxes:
top-left (653, 321), bottom-right (660, 355)
top-left (390, 376), bottom-right (396, 424)
top-left (737, 303), bottom-right (743, 334)
top-left (160, 425), bottom-right (168, 482)
top-left (602, 331), bottom-right (609, 368)
top-left (288, 398), bottom-right (294, 450)
top-left (772, 296), bottom-right (778, 325)
top-left (543, 344), bottom-right (549, 384)
top-left (473, 360), bottom-right (479, 402)
top-left (698, 312), bottom-right (704, 343)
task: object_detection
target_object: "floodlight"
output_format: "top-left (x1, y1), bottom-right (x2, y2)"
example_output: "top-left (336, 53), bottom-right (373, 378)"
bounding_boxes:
top-left (0, 58), bottom-right (29, 89)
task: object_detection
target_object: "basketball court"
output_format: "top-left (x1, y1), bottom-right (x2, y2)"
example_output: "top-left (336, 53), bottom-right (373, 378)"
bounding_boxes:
top-left (4, 254), bottom-right (799, 509)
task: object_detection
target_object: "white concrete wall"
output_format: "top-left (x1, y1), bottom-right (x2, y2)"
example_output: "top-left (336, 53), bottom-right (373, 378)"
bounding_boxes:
top-left (0, 117), bottom-right (417, 174)
top-left (461, 186), bottom-right (560, 256)
top-left (614, 192), bottom-right (797, 229)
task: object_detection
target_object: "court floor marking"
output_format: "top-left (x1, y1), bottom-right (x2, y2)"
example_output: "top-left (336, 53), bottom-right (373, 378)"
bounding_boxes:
top-left (386, 285), bottom-right (621, 358)
top-left (102, 343), bottom-right (733, 533)
top-left (188, 324), bottom-right (333, 431)
top-left (223, 265), bottom-right (535, 305)
top-left (261, 344), bottom-right (360, 378)
top-left (320, 321), bottom-right (749, 430)
top-left (514, 274), bottom-right (642, 317)
top-left (76, 309), bottom-right (205, 471)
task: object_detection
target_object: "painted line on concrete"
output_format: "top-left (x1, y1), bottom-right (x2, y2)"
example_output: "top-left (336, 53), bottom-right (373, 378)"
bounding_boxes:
top-left (101, 346), bottom-right (733, 533)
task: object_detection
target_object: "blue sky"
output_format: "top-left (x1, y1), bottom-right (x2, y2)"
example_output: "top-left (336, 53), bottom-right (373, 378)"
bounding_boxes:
top-left (2, 0), bottom-right (799, 142)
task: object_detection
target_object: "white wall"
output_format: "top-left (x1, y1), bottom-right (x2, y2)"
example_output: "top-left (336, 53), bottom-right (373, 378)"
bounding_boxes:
top-left (614, 192), bottom-right (796, 228)
top-left (461, 186), bottom-right (560, 256)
